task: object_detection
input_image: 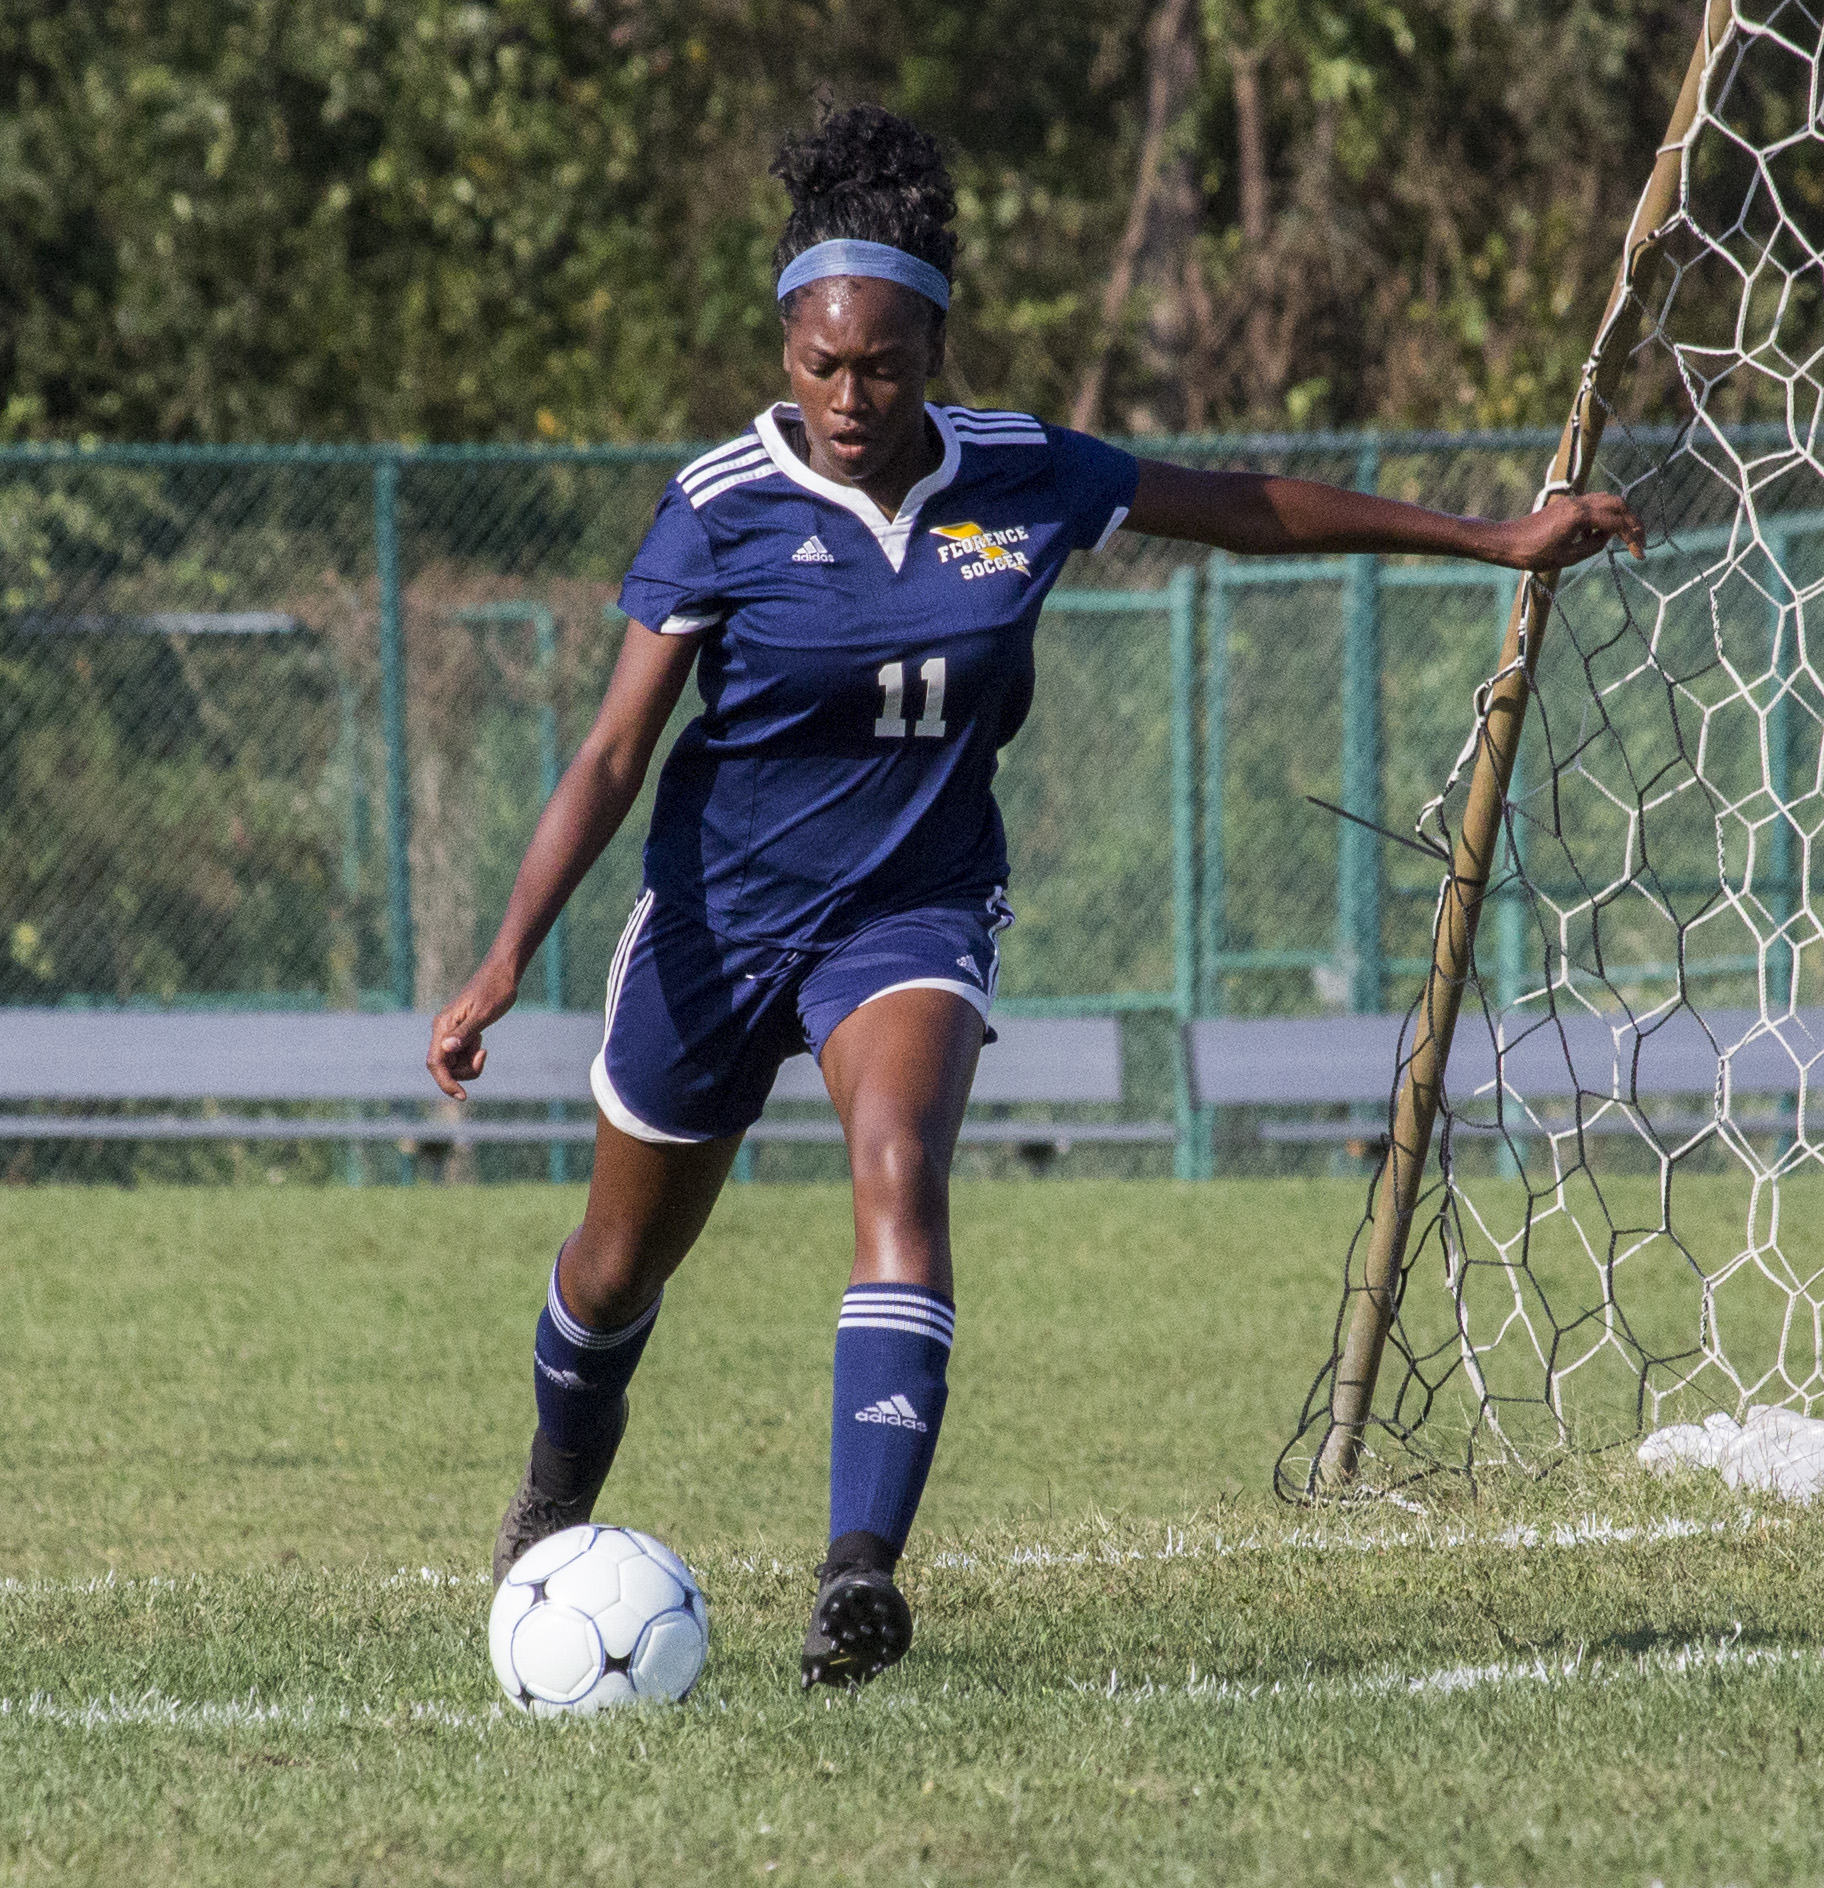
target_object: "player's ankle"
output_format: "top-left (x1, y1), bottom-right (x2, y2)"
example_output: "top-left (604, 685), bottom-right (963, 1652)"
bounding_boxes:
top-left (529, 1423), bottom-right (614, 1507)
top-left (824, 1528), bottom-right (900, 1578)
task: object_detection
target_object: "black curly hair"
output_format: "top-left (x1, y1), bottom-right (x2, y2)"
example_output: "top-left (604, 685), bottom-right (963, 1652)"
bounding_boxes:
top-left (771, 103), bottom-right (956, 324)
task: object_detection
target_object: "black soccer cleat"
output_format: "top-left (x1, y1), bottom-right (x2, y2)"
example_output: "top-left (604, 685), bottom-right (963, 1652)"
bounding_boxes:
top-left (491, 1394), bottom-right (629, 1588)
top-left (800, 1558), bottom-right (914, 1690)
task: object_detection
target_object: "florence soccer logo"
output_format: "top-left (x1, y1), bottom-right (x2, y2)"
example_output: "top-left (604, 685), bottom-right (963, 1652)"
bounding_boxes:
top-left (929, 521), bottom-right (1031, 582)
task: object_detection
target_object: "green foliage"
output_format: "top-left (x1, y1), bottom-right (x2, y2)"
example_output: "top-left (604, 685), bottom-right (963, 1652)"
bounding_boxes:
top-left (0, 0), bottom-right (1138, 441)
top-left (0, 620), bottom-right (343, 1006)
top-left (0, 0), bottom-right (1757, 440)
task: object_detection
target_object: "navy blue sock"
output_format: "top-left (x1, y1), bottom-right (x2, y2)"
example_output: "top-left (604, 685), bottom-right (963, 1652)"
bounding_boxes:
top-left (532, 1252), bottom-right (661, 1456)
top-left (829, 1283), bottom-right (954, 1558)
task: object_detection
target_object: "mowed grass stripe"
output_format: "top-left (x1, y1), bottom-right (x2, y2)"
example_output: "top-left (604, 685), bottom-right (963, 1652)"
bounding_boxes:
top-left (5, 1181), bottom-right (1824, 1886)
top-left (0, 1180), bottom-right (1351, 1572)
top-left (0, 1499), bottom-right (1785, 1602)
top-left (11, 1632), bottom-right (1824, 1733)
top-left (8, 1621), bottom-right (1824, 1886)
top-left (5, 1503), bottom-right (1820, 1706)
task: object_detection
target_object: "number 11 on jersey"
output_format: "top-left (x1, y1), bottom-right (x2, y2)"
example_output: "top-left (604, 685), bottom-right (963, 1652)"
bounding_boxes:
top-left (875, 658), bottom-right (947, 740)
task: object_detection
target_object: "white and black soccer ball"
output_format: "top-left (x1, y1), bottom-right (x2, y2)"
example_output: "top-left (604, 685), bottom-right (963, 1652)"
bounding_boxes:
top-left (489, 1524), bottom-right (708, 1713)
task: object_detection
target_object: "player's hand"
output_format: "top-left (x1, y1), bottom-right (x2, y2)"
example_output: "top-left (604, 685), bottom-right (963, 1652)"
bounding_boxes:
top-left (427, 957), bottom-right (519, 1100)
top-left (1496, 491), bottom-right (1646, 571)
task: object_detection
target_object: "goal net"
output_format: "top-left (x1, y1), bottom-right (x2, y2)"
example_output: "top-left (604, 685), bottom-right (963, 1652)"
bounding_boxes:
top-left (1280, 0), bottom-right (1824, 1494)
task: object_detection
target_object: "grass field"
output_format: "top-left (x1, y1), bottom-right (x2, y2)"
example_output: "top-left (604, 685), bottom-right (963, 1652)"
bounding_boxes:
top-left (5, 1178), bottom-right (1824, 1886)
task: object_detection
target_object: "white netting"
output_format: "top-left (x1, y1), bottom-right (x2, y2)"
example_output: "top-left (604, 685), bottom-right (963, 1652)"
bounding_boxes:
top-left (1282, 0), bottom-right (1824, 1491)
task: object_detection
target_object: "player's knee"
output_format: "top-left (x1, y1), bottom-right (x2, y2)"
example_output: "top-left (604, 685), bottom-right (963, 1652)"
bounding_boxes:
top-left (849, 1122), bottom-right (950, 1222)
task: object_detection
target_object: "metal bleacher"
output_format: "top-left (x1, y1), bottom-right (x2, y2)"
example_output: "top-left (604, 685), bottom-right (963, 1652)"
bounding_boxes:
top-left (1184, 1006), bottom-right (1822, 1144)
top-left (0, 1008), bottom-right (1171, 1157)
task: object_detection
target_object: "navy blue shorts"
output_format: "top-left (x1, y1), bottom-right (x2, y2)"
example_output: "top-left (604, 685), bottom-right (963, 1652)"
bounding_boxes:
top-left (589, 889), bottom-right (1014, 1143)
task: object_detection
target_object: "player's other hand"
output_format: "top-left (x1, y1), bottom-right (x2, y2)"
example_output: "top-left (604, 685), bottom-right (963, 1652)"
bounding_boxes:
top-left (427, 957), bottom-right (519, 1100)
top-left (1498, 491), bottom-right (1646, 571)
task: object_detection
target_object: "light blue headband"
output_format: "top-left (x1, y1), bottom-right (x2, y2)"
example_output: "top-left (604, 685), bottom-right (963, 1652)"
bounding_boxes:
top-left (776, 238), bottom-right (950, 311)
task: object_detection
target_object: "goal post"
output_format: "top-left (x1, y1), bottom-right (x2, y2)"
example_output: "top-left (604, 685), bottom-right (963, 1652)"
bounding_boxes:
top-left (1301, 0), bottom-right (1743, 1494)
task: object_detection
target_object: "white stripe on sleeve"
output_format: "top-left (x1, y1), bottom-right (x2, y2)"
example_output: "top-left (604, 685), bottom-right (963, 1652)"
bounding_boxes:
top-left (688, 463), bottom-right (777, 509)
top-left (1090, 504), bottom-right (1130, 553)
top-left (680, 443), bottom-right (767, 493)
top-left (677, 433), bottom-right (761, 485)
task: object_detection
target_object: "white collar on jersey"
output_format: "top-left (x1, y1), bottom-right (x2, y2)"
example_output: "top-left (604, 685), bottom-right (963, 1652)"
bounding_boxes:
top-left (752, 401), bottom-right (961, 574)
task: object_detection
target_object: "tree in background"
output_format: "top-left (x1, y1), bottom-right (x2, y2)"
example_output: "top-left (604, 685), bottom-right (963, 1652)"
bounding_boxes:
top-left (1, 0), bottom-right (1712, 442)
top-left (1073, 0), bottom-right (1698, 432)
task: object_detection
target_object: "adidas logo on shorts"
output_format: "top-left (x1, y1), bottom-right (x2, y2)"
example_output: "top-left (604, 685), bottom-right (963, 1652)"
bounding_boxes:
top-left (791, 535), bottom-right (836, 564)
top-left (855, 1394), bottom-right (927, 1432)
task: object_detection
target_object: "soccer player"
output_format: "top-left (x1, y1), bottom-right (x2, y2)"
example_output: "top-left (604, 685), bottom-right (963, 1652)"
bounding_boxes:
top-left (427, 104), bottom-right (1643, 1688)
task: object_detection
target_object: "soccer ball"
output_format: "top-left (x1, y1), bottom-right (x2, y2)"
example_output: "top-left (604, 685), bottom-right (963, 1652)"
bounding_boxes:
top-left (489, 1524), bottom-right (708, 1713)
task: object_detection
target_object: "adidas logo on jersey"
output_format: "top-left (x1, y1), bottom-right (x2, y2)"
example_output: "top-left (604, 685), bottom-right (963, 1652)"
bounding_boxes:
top-left (792, 535), bottom-right (836, 564)
top-left (855, 1394), bottom-right (928, 1432)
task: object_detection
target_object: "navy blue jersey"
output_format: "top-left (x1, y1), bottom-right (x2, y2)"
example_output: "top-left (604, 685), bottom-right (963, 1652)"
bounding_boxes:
top-left (616, 402), bottom-right (1138, 947)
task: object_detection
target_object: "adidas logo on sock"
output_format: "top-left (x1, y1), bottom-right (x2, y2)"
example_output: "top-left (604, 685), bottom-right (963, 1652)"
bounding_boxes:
top-left (791, 534), bottom-right (836, 564)
top-left (855, 1394), bottom-right (927, 1432)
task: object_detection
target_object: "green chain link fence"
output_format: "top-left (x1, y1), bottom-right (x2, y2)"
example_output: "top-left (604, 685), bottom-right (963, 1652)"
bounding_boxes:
top-left (5, 426), bottom-right (1767, 1184)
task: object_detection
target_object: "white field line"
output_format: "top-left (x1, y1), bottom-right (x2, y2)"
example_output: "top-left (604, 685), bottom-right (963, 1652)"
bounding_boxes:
top-left (5, 1635), bottom-right (1819, 1734)
top-left (0, 1566), bottom-right (493, 1598)
top-left (0, 1517), bottom-right (1787, 1600)
top-left (1073, 1632), bottom-right (1824, 1710)
top-left (928, 1511), bottom-right (1786, 1570)
top-left (0, 1691), bottom-right (509, 1734)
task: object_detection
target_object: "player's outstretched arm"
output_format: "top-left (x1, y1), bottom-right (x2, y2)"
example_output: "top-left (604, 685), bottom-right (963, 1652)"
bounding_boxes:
top-left (1124, 458), bottom-right (1645, 571)
top-left (426, 621), bottom-right (702, 1100)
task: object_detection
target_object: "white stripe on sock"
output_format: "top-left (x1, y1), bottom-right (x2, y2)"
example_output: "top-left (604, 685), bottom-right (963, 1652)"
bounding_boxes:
top-left (546, 1270), bottom-right (663, 1353)
top-left (837, 1311), bottom-right (955, 1343)
top-left (836, 1314), bottom-right (954, 1347)
top-left (841, 1298), bottom-right (955, 1325)
top-left (842, 1287), bottom-right (954, 1313)
top-left (841, 1292), bottom-right (955, 1334)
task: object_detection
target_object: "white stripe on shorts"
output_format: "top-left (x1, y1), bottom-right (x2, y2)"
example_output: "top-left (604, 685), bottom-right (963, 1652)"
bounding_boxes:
top-left (1090, 504), bottom-right (1130, 554)
top-left (589, 892), bottom-right (711, 1145)
top-left (984, 885), bottom-right (1012, 1005)
top-left (858, 976), bottom-right (992, 1020)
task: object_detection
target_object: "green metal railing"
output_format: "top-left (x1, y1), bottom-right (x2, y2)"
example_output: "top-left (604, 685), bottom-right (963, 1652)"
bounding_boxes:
top-left (2, 426), bottom-right (1809, 1182)
top-left (1008, 570), bottom-right (1205, 1178)
top-left (454, 601), bottom-right (569, 1182)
